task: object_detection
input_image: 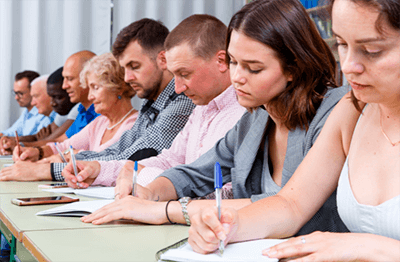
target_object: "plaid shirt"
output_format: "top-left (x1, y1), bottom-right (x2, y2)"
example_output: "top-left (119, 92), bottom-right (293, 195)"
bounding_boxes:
top-left (51, 79), bottom-right (195, 181)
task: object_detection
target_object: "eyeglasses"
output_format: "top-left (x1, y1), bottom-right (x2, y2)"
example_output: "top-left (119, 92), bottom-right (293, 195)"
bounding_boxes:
top-left (13, 91), bottom-right (27, 98)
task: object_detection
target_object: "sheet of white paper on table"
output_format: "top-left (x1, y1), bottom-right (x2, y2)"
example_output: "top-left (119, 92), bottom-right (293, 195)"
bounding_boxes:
top-left (36, 199), bottom-right (114, 217)
top-left (41, 186), bottom-right (115, 199)
top-left (160, 238), bottom-right (286, 262)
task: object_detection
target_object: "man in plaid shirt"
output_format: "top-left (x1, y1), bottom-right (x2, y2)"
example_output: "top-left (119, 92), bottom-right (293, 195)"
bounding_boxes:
top-left (0, 18), bottom-right (195, 182)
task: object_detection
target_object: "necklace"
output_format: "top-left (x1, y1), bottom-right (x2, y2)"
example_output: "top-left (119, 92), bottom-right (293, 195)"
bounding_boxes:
top-left (380, 112), bottom-right (400, 147)
top-left (106, 108), bottom-right (135, 130)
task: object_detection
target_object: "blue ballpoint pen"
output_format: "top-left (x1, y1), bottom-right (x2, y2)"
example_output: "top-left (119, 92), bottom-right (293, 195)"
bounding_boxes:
top-left (69, 146), bottom-right (80, 188)
top-left (132, 161), bottom-right (138, 196)
top-left (214, 162), bottom-right (224, 256)
top-left (54, 143), bottom-right (67, 163)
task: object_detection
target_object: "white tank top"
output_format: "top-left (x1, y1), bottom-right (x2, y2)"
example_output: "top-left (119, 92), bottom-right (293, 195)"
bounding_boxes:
top-left (337, 111), bottom-right (400, 240)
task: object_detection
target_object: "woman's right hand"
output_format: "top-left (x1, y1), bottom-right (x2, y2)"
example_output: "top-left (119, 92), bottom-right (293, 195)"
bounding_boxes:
top-left (188, 207), bottom-right (239, 254)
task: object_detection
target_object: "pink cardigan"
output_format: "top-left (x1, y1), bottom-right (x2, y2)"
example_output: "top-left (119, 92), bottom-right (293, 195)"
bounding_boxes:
top-left (47, 112), bottom-right (138, 154)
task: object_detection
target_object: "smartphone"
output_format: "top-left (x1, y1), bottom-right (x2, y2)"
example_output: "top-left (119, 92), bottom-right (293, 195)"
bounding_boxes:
top-left (38, 182), bottom-right (69, 189)
top-left (11, 196), bottom-right (79, 206)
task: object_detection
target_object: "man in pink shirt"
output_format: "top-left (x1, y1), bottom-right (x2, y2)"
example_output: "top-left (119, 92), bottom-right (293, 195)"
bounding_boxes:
top-left (62, 15), bottom-right (245, 197)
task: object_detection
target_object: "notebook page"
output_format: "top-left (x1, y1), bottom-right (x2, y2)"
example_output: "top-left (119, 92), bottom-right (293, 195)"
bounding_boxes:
top-left (42, 186), bottom-right (115, 199)
top-left (36, 199), bottom-right (113, 216)
top-left (160, 238), bottom-right (286, 262)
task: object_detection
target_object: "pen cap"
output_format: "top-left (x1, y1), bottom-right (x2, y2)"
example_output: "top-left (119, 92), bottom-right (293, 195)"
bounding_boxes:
top-left (134, 161), bottom-right (138, 171)
top-left (214, 162), bottom-right (223, 189)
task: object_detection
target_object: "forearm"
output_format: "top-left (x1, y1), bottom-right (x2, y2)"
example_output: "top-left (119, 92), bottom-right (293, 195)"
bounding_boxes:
top-left (357, 234), bottom-right (400, 261)
top-left (42, 145), bottom-right (55, 158)
top-left (48, 120), bottom-right (73, 139)
top-left (23, 140), bottom-right (49, 147)
top-left (166, 198), bottom-right (252, 225)
top-left (19, 135), bottom-right (37, 142)
top-left (146, 177), bottom-right (179, 201)
top-left (230, 195), bottom-right (303, 243)
top-left (24, 133), bottom-right (67, 147)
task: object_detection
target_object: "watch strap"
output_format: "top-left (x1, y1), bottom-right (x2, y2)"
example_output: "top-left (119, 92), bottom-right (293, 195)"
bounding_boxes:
top-left (179, 197), bottom-right (192, 226)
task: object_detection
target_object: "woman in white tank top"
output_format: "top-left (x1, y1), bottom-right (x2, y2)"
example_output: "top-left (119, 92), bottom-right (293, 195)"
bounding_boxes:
top-left (188, 0), bottom-right (400, 260)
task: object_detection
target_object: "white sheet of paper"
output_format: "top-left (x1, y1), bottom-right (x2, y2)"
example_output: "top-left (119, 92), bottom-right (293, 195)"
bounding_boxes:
top-left (160, 239), bottom-right (286, 262)
top-left (36, 199), bottom-right (114, 217)
top-left (41, 186), bottom-right (115, 199)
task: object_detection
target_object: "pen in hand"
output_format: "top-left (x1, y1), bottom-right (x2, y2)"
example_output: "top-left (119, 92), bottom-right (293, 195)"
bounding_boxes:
top-left (15, 131), bottom-right (21, 157)
top-left (54, 143), bottom-right (67, 163)
top-left (69, 146), bottom-right (80, 188)
top-left (132, 161), bottom-right (138, 196)
top-left (214, 162), bottom-right (224, 256)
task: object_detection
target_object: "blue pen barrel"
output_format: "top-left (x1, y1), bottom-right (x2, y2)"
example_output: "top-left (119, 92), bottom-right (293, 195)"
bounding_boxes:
top-left (214, 162), bottom-right (222, 189)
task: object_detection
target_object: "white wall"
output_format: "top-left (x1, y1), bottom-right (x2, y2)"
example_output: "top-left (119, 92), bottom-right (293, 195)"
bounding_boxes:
top-left (0, 0), bottom-right (245, 131)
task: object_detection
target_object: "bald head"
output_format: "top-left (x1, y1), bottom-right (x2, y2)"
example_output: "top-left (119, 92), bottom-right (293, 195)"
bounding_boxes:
top-left (62, 50), bottom-right (96, 108)
top-left (68, 50), bottom-right (96, 69)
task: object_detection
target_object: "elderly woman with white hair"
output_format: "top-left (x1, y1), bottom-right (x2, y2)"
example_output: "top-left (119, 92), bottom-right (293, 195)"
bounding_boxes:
top-left (14, 53), bottom-right (138, 162)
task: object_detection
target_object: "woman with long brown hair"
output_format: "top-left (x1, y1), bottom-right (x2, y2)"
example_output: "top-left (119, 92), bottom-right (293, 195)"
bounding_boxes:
top-left (189, 0), bottom-right (400, 260)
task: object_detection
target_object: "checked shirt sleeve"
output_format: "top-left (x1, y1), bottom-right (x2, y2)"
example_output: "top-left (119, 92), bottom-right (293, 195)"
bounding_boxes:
top-left (51, 80), bottom-right (195, 181)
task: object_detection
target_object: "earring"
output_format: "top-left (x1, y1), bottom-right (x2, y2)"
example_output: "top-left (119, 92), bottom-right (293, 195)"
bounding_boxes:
top-left (117, 95), bottom-right (122, 100)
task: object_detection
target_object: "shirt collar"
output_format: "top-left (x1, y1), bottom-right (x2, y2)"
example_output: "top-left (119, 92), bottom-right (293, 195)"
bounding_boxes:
top-left (48, 110), bottom-right (57, 121)
top-left (27, 106), bottom-right (39, 117)
top-left (78, 103), bottom-right (97, 115)
top-left (207, 85), bottom-right (236, 111)
top-left (140, 78), bottom-right (177, 113)
top-left (77, 103), bottom-right (86, 114)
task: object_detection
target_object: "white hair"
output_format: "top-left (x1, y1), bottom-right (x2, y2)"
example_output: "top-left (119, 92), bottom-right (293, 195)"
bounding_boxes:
top-left (31, 74), bottom-right (49, 86)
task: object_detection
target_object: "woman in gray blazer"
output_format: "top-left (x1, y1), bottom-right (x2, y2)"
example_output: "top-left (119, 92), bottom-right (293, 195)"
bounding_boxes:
top-left (82, 0), bottom-right (348, 236)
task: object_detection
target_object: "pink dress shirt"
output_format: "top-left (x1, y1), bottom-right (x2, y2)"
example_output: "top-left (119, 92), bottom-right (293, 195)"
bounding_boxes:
top-left (47, 112), bottom-right (138, 154)
top-left (93, 86), bottom-right (245, 198)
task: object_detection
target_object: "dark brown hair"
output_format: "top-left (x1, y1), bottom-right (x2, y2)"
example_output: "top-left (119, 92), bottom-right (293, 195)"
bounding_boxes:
top-left (112, 18), bottom-right (169, 60)
top-left (227, 0), bottom-right (338, 130)
top-left (325, 0), bottom-right (400, 111)
top-left (164, 14), bottom-right (227, 61)
top-left (15, 70), bottom-right (40, 88)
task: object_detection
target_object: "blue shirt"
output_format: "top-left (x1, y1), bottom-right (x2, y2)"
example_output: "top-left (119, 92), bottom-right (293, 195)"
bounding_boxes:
top-left (1, 107), bottom-right (55, 136)
top-left (65, 103), bottom-right (99, 138)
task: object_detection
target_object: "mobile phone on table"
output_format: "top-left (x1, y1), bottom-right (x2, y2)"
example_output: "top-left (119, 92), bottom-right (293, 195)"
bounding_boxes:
top-left (38, 182), bottom-right (69, 189)
top-left (11, 196), bottom-right (79, 206)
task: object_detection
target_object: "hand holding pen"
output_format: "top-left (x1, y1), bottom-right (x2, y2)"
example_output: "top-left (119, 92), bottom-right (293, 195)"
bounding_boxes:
top-left (132, 161), bottom-right (138, 196)
top-left (214, 162), bottom-right (224, 256)
top-left (54, 143), bottom-right (67, 163)
top-left (15, 131), bottom-right (21, 157)
top-left (69, 146), bottom-right (80, 188)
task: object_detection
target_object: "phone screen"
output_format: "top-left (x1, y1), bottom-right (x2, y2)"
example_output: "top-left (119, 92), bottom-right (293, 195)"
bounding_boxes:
top-left (11, 196), bottom-right (79, 206)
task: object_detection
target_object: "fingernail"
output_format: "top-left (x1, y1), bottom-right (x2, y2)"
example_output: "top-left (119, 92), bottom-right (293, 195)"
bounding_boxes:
top-left (217, 231), bottom-right (226, 241)
top-left (266, 249), bottom-right (277, 257)
top-left (222, 223), bottom-right (230, 234)
top-left (77, 176), bottom-right (83, 182)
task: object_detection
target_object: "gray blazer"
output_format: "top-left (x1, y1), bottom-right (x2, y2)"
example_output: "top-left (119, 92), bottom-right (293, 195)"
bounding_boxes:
top-left (162, 86), bottom-right (349, 235)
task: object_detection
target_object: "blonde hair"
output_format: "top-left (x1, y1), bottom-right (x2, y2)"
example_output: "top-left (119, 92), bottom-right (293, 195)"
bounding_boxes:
top-left (80, 53), bottom-right (135, 98)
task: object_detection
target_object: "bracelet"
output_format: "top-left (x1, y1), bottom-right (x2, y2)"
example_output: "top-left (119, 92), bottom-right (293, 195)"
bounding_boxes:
top-left (179, 197), bottom-right (192, 226)
top-left (165, 200), bottom-right (177, 225)
top-left (33, 146), bottom-right (44, 160)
